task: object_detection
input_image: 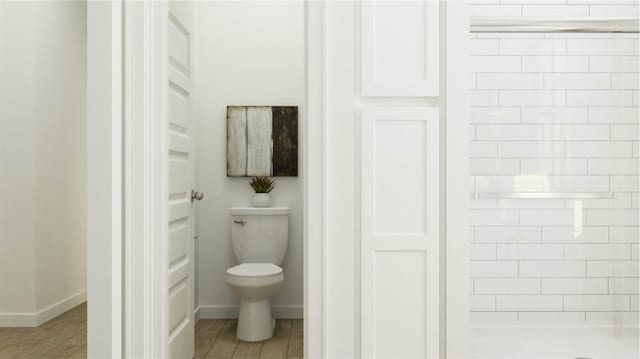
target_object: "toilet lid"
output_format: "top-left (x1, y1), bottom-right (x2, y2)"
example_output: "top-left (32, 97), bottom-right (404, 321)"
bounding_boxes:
top-left (226, 263), bottom-right (283, 277)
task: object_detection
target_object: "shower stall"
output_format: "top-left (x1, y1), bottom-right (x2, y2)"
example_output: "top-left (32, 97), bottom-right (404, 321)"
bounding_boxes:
top-left (468, 16), bottom-right (639, 358)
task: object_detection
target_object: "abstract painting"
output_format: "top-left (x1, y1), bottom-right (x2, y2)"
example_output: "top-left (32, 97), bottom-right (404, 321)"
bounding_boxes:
top-left (227, 106), bottom-right (298, 177)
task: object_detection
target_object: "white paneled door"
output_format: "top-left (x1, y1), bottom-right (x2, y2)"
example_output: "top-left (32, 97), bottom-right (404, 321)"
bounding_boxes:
top-left (167, 1), bottom-right (195, 358)
top-left (361, 0), bottom-right (439, 96)
top-left (361, 107), bottom-right (440, 358)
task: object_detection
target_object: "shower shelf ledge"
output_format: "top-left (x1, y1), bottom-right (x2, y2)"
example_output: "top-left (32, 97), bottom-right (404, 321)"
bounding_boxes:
top-left (470, 192), bottom-right (616, 200)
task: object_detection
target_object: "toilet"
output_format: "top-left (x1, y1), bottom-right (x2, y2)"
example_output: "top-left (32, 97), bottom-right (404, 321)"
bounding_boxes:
top-left (225, 206), bottom-right (289, 342)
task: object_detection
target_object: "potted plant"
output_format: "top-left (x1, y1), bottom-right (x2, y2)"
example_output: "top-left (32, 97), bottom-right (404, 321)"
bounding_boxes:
top-left (249, 176), bottom-right (274, 207)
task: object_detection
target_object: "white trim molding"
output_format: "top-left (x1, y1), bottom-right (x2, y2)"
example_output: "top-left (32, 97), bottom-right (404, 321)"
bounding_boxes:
top-left (0, 292), bottom-right (87, 328)
top-left (87, 1), bottom-right (123, 357)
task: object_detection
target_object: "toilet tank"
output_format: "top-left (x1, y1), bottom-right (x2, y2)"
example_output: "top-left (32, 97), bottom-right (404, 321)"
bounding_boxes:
top-left (230, 207), bottom-right (289, 265)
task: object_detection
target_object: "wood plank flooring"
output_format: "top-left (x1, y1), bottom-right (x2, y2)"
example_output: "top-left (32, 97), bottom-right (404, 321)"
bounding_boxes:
top-left (0, 304), bottom-right (303, 359)
top-left (196, 319), bottom-right (303, 359)
top-left (0, 302), bottom-right (86, 358)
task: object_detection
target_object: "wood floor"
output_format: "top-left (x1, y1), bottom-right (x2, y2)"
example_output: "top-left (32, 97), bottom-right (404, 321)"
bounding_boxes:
top-left (195, 319), bottom-right (303, 359)
top-left (0, 303), bottom-right (302, 359)
top-left (0, 303), bottom-right (86, 359)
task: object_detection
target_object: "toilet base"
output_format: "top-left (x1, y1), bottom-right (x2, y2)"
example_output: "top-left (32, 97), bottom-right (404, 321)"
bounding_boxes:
top-left (236, 299), bottom-right (275, 342)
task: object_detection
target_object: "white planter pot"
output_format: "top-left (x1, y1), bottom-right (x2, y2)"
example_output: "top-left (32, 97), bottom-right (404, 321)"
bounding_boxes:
top-left (253, 193), bottom-right (271, 208)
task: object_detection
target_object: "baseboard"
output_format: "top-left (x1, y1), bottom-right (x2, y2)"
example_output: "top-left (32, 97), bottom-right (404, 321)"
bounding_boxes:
top-left (197, 305), bottom-right (303, 319)
top-left (0, 290), bottom-right (87, 327)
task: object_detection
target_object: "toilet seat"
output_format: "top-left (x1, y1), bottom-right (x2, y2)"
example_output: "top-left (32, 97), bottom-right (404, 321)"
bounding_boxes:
top-left (226, 263), bottom-right (283, 277)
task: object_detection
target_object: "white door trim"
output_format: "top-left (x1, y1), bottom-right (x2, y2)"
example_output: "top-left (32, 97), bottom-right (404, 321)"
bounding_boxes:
top-left (444, 1), bottom-right (471, 358)
top-left (305, 1), bottom-right (326, 358)
top-left (87, 1), bottom-right (123, 357)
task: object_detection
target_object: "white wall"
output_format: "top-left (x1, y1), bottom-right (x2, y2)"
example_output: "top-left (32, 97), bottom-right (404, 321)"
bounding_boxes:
top-left (194, 1), bottom-right (304, 317)
top-left (0, 1), bottom-right (87, 326)
top-left (471, 0), bottom-right (640, 18)
top-left (0, 1), bottom-right (38, 318)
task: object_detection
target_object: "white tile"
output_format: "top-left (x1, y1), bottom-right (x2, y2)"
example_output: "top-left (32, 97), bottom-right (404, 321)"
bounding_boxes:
top-left (471, 56), bottom-right (522, 73)
top-left (543, 124), bottom-right (610, 141)
top-left (498, 142), bottom-right (564, 158)
top-left (470, 198), bottom-right (498, 209)
top-left (522, 5), bottom-right (589, 16)
top-left (471, 209), bottom-right (520, 226)
top-left (471, 261), bottom-right (519, 277)
top-left (471, 244), bottom-right (497, 260)
top-left (471, 108), bottom-right (521, 123)
top-left (500, 90), bottom-right (566, 107)
top-left (521, 107), bottom-right (588, 123)
top-left (567, 39), bottom-right (635, 55)
top-left (470, 141), bottom-right (498, 158)
top-left (521, 158), bottom-right (588, 175)
top-left (471, 90), bottom-right (500, 106)
top-left (474, 227), bottom-right (542, 243)
top-left (566, 90), bottom-right (634, 107)
top-left (498, 198), bottom-right (565, 209)
top-left (612, 73), bottom-right (640, 89)
top-left (611, 124), bottom-right (640, 141)
top-left (470, 295), bottom-right (496, 311)
top-left (589, 56), bottom-right (640, 73)
top-left (475, 175), bottom-right (545, 193)
top-left (610, 226), bottom-right (640, 243)
top-left (542, 278), bottom-right (608, 294)
top-left (520, 209), bottom-right (583, 225)
top-left (588, 107), bottom-right (640, 123)
top-left (497, 243), bottom-right (564, 260)
top-left (544, 73), bottom-right (611, 89)
top-left (517, 312), bottom-right (586, 323)
top-left (546, 175), bottom-right (610, 192)
top-left (566, 142), bottom-right (633, 158)
top-left (475, 278), bottom-right (541, 295)
top-left (520, 261), bottom-right (586, 277)
top-left (477, 73), bottom-right (544, 90)
top-left (496, 295), bottom-right (564, 311)
top-left (634, 142), bottom-right (639, 157)
top-left (633, 192), bottom-right (640, 208)
top-left (470, 312), bottom-right (518, 323)
top-left (522, 55), bottom-right (588, 73)
top-left (588, 159), bottom-right (639, 175)
top-left (471, 39), bottom-right (500, 56)
top-left (631, 295), bottom-right (639, 311)
top-left (471, 4), bottom-right (522, 16)
top-left (476, 124), bottom-right (544, 141)
top-left (572, 192), bottom-right (633, 209)
top-left (589, 5), bottom-right (640, 17)
top-left (470, 159), bottom-right (520, 175)
top-left (587, 261), bottom-right (639, 277)
top-left (500, 39), bottom-right (567, 55)
top-left (587, 209), bottom-right (639, 225)
top-left (610, 278), bottom-right (640, 294)
top-left (542, 227), bottom-right (609, 243)
top-left (564, 295), bottom-right (631, 311)
top-left (564, 243), bottom-right (632, 260)
top-left (611, 176), bottom-right (640, 191)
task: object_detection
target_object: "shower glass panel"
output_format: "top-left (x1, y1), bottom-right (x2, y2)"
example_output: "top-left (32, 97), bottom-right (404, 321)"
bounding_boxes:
top-left (469, 25), bottom-right (639, 358)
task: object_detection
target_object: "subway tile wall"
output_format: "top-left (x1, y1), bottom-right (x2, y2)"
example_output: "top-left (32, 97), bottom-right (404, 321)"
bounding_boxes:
top-left (470, 31), bottom-right (640, 323)
top-left (471, 1), bottom-right (640, 18)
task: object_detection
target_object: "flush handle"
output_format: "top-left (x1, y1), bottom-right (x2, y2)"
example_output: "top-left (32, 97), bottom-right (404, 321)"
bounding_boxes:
top-left (233, 219), bottom-right (247, 226)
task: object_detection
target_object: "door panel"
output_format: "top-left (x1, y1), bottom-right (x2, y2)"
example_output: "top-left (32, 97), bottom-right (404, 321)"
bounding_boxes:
top-left (167, 1), bottom-right (194, 358)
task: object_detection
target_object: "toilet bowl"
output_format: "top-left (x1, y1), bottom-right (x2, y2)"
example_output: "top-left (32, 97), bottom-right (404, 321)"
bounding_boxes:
top-left (226, 207), bottom-right (289, 342)
top-left (226, 263), bottom-right (284, 341)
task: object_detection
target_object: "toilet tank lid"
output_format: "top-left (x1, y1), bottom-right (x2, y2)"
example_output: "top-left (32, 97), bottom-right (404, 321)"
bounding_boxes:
top-left (230, 207), bottom-right (289, 216)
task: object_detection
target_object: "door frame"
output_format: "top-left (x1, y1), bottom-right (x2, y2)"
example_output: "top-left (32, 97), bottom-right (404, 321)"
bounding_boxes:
top-left (88, 1), bottom-right (168, 357)
top-left (89, 1), bottom-right (468, 357)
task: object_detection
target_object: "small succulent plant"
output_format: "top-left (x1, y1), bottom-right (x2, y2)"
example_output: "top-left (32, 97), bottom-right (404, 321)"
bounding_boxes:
top-left (249, 176), bottom-right (274, 193)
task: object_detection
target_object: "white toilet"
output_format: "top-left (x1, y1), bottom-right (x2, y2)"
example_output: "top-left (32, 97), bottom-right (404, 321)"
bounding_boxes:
top-left (225, 206), bottom-right (289, 342)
